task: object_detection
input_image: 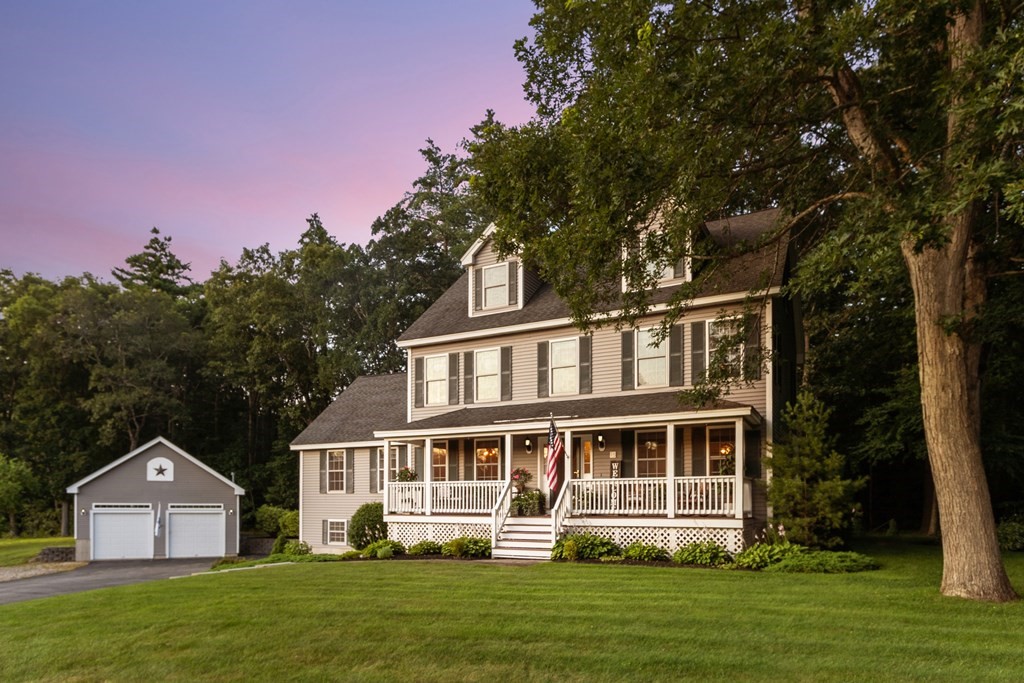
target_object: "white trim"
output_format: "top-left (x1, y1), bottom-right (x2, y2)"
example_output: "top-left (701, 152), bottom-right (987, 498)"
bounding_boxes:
top-left (707, 316), bottom-right (744, 379)
top-left (326, 519), bottom-right (348, 545)
top-left (480, 263), bottom-right (509, 310)
top-left (326, 449), bottom-right (347, 493)
top-left (66, 436), bottom-right (245, 496)
top-left (473, 437), bottom-right (501, 481)
top-left (423, 352), bottom-right (449, 407)
top-left (397, 287), bottom-right (783, 349)
top-left (547, 336), bottom-right (579, 396)
top-left (635, 327), bottom-right (669, 389)
top-left (431, 439), bottom-right (449, 482)
top-left (473, 347), bottom-right (502, 403)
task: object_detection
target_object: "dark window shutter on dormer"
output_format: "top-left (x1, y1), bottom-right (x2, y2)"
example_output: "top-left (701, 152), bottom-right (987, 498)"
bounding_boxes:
top-left (414, 357), bottom-right (424, 408)
top-left (692, 427), bottom-right (707, 476)
top-left (669, 324), bottom-right (684, 387)
top-left (319, 451), bottom-right (327, 494)
top-left (621, 331), bottom-right (635, 391)
top-left (500, 346), bottom-right (513, 401)
top-left (537, 341), bottom-right (549, 398)
top-left (345, 449), bottom-right (354, 493)
top-left (448, 353), bottom-right (459, 405)
top-left (369, 449), bottom-right (378, 493)
top-left (744, 315), bottom-right (762, 381)
top-left (508, 262), bottom-right (518, 306)
top-left (464, 351), bottom-right (474, 404)
top-left (474, 268), bottom-right (482, 311)
top-left (449, 440), bottom-right (460, 481)
top-left (579, 335), bottom-right (592, 394)
top-left (691, 321), bottom-right (706, 382)
top-left (673, 258), bottom-right (686, 279)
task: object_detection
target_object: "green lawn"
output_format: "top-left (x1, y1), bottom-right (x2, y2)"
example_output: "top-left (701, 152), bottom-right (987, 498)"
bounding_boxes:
top-left (0, 537), bottom-right (73, 567)
top-left (1, 539), bottom-right (1021, 682)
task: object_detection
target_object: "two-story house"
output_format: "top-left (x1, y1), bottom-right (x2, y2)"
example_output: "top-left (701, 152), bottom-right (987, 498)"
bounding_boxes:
top-left (290, 208), bottom-right (800, 558)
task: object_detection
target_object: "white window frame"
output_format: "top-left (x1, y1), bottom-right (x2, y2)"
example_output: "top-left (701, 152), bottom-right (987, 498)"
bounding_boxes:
top-left (636, 328), bottom-right (669, 388)
top-left (481, 263), bottom-right (509, 310)
top-left (389, 446), bottom-right (409, 481)
top-left (432, 440), bottom-right (449, 482)
top-left (549, 337), bottom-right (579, 396)
top-left (474, 438), bottom-right (500, 481)
top-left (327, 449), bottom-right (346, 492)
top-left (635, 430), bottom-right (667, 478)
top-left (376, 447), bottom-right (386, 492)
top-left (708, 318), bottom-right (743, 379)
top-left (474, 348), bottom-right (501, 403)
top-left (327, 519), bottom-right (347, 545)
top-left (424, 354), bottom-right (448, 406)
top-left (707, 425), bottom-right (736, 475)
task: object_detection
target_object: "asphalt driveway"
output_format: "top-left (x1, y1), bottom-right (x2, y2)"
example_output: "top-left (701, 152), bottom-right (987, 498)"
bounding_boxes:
top-left (0, 559), bottom-right (217, 605)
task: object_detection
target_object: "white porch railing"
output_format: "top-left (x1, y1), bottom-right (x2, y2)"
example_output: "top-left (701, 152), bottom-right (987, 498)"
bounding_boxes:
top-left (491, 481), bottom-right (514, 548)
top-left (570, 477), bottom-right (668, 516)
top-left (675, 476), bottom-right (735, 516)
top-left (550, 483), bottom-right (571, 544)
top-left (389, 481), bottom-right (503, 515)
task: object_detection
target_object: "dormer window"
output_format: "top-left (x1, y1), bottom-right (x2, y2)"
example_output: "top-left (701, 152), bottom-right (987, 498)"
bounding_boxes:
top-left (472, 261), bottom-right (519, 313)
top-left (482, 264), bottom-right (508, 309)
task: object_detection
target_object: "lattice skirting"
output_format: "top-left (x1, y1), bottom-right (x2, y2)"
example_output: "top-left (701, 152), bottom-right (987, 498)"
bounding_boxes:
top-left (563, 524), bottom-right (748, 554)
top-left (389, 521), bottom-right (491, 547)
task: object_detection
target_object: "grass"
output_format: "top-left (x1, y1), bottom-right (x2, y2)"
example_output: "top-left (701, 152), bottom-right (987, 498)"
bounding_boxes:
top-left (0, 537), bottom-right (73, 567)
top-left (0, 538), bottom-right (1021, 682)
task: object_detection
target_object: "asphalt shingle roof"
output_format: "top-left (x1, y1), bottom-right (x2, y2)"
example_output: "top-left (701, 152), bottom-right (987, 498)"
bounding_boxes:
top-left (290, 373), bottom-right (408, 446)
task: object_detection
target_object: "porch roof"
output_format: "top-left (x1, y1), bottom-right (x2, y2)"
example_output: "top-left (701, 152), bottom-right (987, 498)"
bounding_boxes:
top-left (290, 373), bottom-right (407, 448)
top-left (375, 391), bottom-right (760, 439)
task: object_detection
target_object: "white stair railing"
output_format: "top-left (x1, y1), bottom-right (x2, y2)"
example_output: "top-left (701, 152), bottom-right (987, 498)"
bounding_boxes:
top-left (491, 481), bottom-right (513, 548)
top-left (549, 484), bottom-right (571, 545)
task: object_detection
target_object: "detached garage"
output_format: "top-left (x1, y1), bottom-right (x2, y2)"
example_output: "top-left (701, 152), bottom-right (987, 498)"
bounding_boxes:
top-left (67, 437), bottom-right (245, 562)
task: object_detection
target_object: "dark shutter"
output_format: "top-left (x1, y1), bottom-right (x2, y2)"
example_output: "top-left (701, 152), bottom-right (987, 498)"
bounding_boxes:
top-left (322, 519), bottom-right (328, 545)
top-left (414, 446), bottom-right (424, 480)
top-left (474, 268), bottom-right (482, 311)
top-left (319, 451), bottom-right (327, 494)
top-left (579, 335), bottom-right (592, 394)
top-left (537, 341), bottom-right (549, 398)
top-left (449, 440), bottom-right (460, 481)
top-left (508, 261), bottom-right (518, 306)
top-left (674, 428), bottom-right (685, 475)
top-left (464, 351), bottom-right (475, 404)
top-left (464, 439), bottom-right (474, 481)
top-left (745, 429), bottom-right (761, 478)
top-left (621, 430), bottom-right (635, 478)
top-left (744, 316), bottom-right (762, 381)
top-left (498, 439), bottom-right (506, 480)
top-left (621, 331), bottom-right (635, 391)
top-left (369, 448), bottom-right (378, 493)
top-left (691, 321), bottom-right (706, 383)
top-left (669, 324), bottom-right (684, 387)
top-left (448, 353), bottom-right (459, 405)
top-left (344, 449), bottom-right (354, 493)
top-left (500, 346), bottom-right (513, 401)
top-left (414, 357), bottom-right (424, 408)
top-left (673, 258), bottom-right (686, 279)
top-left (691, 427), bottom-right (707, 476)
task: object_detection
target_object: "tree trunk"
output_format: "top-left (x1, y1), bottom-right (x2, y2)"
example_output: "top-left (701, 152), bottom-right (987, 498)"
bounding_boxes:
top-left (902, 231), bottom-right (1016, 602)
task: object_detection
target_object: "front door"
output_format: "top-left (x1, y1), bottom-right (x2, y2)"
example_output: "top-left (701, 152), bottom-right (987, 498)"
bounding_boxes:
top-left (572, 435), bottom-right (593, 479)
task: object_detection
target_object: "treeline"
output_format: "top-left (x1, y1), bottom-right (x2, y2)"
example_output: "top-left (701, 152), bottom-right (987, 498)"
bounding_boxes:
top-left (0, 141), bottom-right (490, 535)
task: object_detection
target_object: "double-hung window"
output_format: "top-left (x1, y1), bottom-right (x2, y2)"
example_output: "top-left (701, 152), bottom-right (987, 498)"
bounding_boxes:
top-left (475, 439), bottom-right (500, 481)
top-left (636, 431), bottom-right (667, 477)
top-left (636, 328), bottom-right (668, 387)
top-left (549, 338), bottom-right (579, 395)
top-left (481, 264), bottom-right (508, 309)
top-left (375, 447), bottom-right (386, 492)
top-left (424, 355), bottom-right (448, 405)
top-left (327, 450), bottom-right (345, 492)
top-left (432, 441), bottom-right (448, 481)
top-left (708, 426), bottom-right (736, 475)
top-left (708, 319), bottom-right (743, 378)
top-left (327, 520), bottom-right (347, 545)
top-left (475, 349), bottom-right (500, 403)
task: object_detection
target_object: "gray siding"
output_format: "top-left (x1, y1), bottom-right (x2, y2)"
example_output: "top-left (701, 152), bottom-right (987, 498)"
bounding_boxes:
top-left (300, 447), bottom-right (383, 554)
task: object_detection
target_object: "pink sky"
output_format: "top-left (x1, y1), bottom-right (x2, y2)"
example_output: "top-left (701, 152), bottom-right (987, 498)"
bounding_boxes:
top-left (0, 1), bottom-right (537, 281)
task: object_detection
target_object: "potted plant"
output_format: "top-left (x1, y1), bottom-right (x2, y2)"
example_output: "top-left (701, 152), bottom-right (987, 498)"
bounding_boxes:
top-left (397, 466), bottom-right (417, 482)
top-left (511, 467), bottom-right (532, 492)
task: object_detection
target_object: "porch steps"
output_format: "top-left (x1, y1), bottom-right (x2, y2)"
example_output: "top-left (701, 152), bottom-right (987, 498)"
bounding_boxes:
top-left (492, 517), bottom-right (553, 560)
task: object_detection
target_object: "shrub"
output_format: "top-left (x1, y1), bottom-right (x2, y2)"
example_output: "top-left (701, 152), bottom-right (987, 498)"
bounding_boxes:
top-left (377, 546), bottom-right (394, 559)
top-left (270, 533), bottom-right (289, 555)
top-left (622, 542), bottom-right (669, 562)
top-left (442, 536), bottom-right (491, 559)
top-left (361, 539), bottom-right (405, 559)
top-left (283, 540), bottom-right (311, 556)
top-left (349, 503), bottom-right (387, 550)
top-left (266, 553), bottom-right (345, 563)
top-left (673, 541), bottom-right (731, 567)
top-left (340, 550), bottom-right (363, 560)
top-left (551, 533), bottom-right (622, 561)
top-left (764, 550), bottom-right (879, 573)
top-left (279, 510), bottom-right (299, 538)
top-left (997, 516), bottom-right (1024, 551)
top-left (733, 542), bottom-right (806, 570)
top-left (407, 540), bottom-right (443, 556)
top-left (255, 505), bottom-right (289, 536)
top-left (512, 491), bottom-right (544, 516)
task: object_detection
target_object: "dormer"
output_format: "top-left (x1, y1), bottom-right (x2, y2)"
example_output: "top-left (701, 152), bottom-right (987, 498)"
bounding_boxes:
top-left (461, 223), bottom-right (532, 317)
top-left (621, 220), bottom-right (692, 293)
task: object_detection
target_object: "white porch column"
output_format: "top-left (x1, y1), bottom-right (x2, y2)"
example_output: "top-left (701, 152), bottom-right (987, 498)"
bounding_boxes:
top-left (666, 424), bottom-right (677, 519)
top-left (734, 419), bottom-right (745, 520)
top-left (383, 439), bottom-right (391, 515)
top-left (504, 433), bottom-right (513, 481)
top-left (424, 437), bottom-right (433, 515)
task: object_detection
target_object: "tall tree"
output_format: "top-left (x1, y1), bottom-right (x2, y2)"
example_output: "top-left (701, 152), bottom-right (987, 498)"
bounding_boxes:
top-left (472, 1), bottom-right (1022, 600)
top-left (112, 227), bottom-right (194, 296)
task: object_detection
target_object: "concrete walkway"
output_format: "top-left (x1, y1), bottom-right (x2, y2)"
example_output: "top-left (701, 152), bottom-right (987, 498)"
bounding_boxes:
top-left (0, 559), bottom-right (215, 606)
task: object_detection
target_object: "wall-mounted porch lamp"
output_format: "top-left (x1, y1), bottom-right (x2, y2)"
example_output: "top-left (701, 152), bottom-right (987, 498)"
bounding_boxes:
top-left (596, 434), bottom-right (606, 451)
top-left (524, 438), bottom-right (533, 454)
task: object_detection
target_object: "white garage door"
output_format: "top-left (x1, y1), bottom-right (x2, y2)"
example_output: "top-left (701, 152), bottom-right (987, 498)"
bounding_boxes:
top-left (168, 508), bottom-right (225, 558)
top-left (92, 510), bottom-right (154, 560)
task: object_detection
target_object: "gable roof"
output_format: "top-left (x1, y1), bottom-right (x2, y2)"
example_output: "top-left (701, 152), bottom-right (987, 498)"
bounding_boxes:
top-left (459, 222), bottom-right (498, 266)
top-left (399, 209), bottom-right (788, 344)
top-left (290, 373), bottom-right (408, 448)
top-left (66, 436), bottom-right (245, 495)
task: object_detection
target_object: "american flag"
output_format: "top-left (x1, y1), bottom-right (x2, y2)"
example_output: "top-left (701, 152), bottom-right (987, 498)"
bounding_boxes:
top-left (546, 416), bottom-right (564, 492)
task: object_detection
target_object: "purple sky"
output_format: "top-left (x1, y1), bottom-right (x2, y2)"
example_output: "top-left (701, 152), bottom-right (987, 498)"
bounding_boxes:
top-left (1, 1), bottom-right (536, 281)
